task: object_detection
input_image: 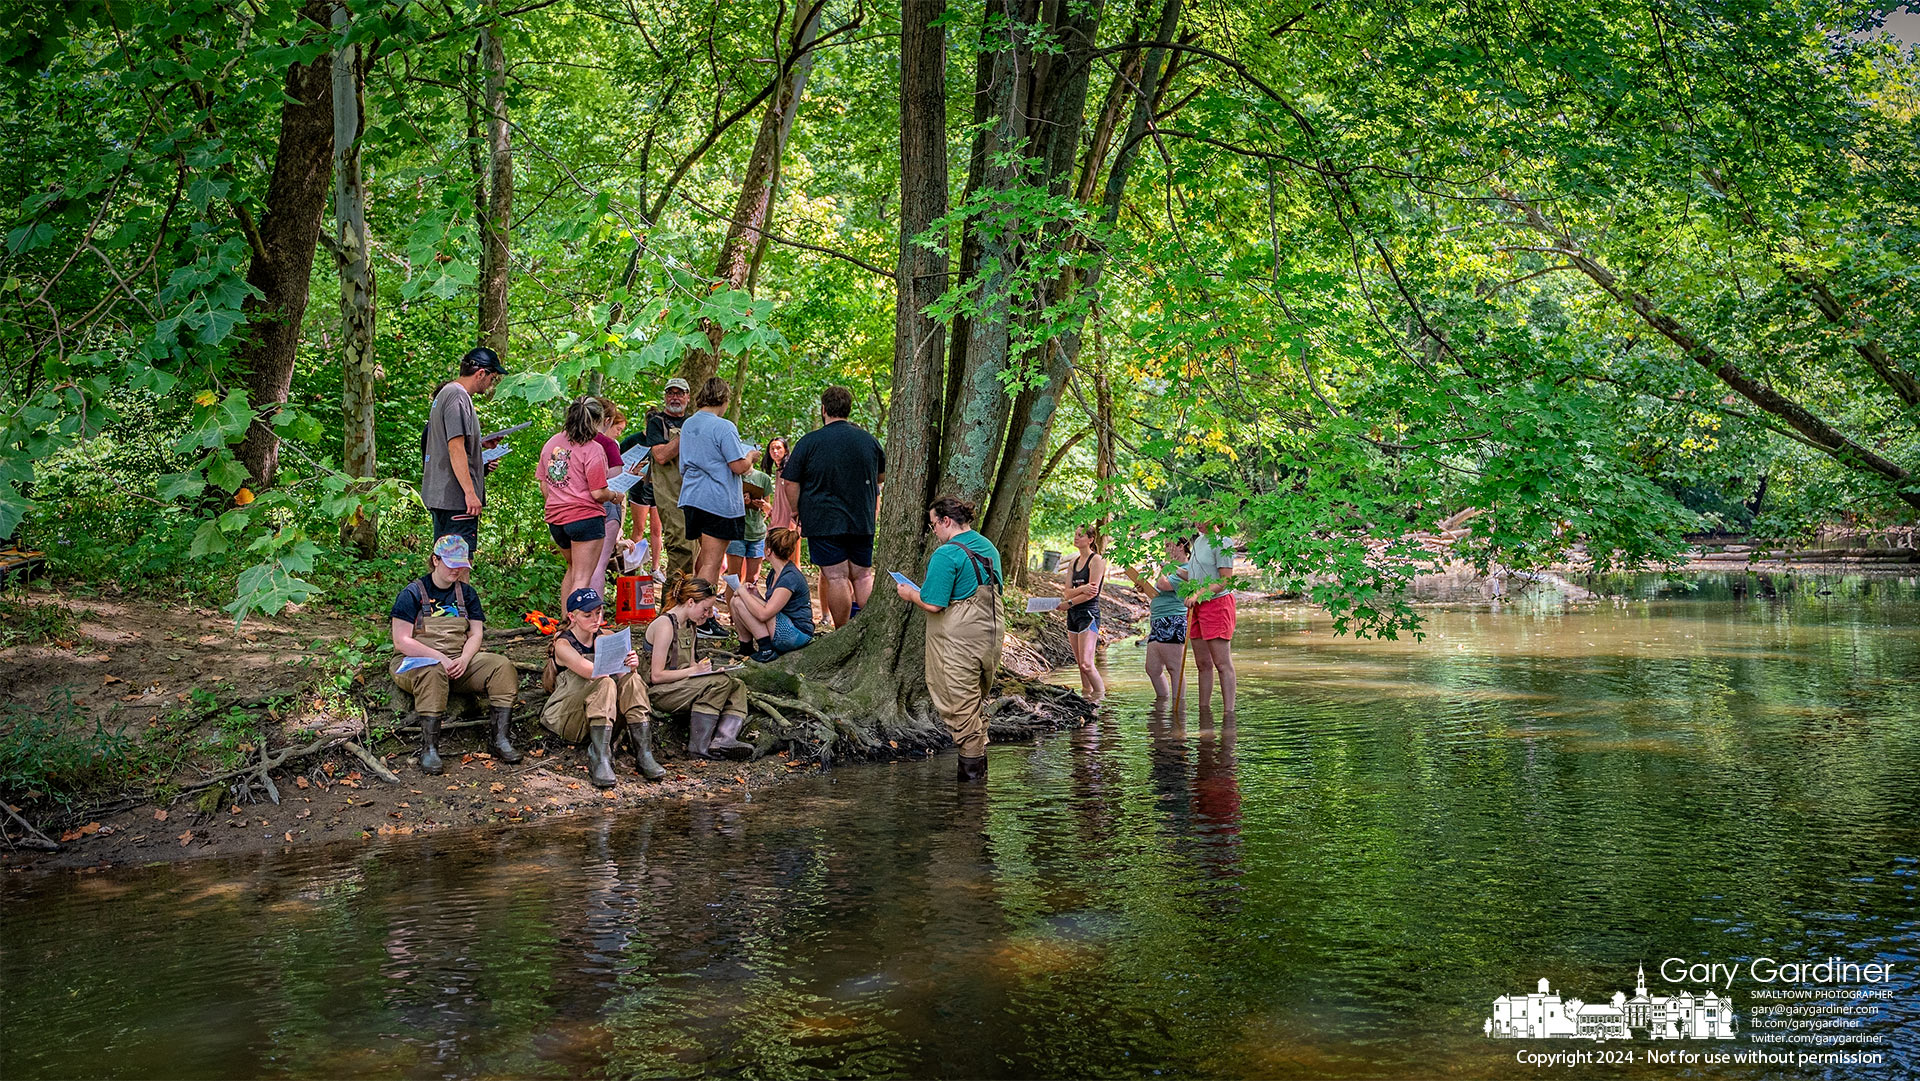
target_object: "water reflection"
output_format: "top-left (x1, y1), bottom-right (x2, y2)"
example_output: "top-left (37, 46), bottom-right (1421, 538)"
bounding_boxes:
top-left (3, 574), bottom-right (1917, 1079)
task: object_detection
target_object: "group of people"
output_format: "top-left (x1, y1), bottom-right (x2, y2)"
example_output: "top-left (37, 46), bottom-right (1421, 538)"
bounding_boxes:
top-left (402, 347), bottom-right (1238, 789)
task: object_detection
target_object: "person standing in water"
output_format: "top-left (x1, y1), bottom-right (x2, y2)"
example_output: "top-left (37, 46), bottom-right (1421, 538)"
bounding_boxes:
top-left (1123, 533), bottom-right (1192, 701)
top-left (1061, 523), bottom-right (1107, 704)
top-left (1187, 521), bottom-right (1238, 715)
top-left (895, 495), bottom-right (1003, 782)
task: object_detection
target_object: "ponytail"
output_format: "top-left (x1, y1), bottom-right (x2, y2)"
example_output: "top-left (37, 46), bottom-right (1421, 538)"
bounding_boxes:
top-left (668, 576), bottom-right (718, 608)
top-left (766, 526), bottom-right (801, 563)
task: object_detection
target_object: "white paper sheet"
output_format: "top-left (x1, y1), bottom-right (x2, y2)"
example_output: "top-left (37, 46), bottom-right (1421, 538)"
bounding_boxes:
top-left (591, 628), bottom-right (633, 677)
top-left (606, 470), bottom-right (643, 494)
top-left (1025, 597), bottom-right (1063, 612)
top-left (482, 443), bottom-right (511, 464)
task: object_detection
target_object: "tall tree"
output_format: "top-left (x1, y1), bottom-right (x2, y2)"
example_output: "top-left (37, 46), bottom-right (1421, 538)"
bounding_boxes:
top-left (474, 2), bottom-right (511, 359)
top-left (331, 3), bottom-right (378, 557)
top-left (678, 0), bottom-right (828, 393)
top-left (235, 0), bottom-right (335, 489)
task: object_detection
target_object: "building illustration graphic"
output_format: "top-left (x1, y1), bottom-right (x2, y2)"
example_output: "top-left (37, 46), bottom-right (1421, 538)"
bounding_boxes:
top-left (1485, 965), bottom-right (1736, 1041)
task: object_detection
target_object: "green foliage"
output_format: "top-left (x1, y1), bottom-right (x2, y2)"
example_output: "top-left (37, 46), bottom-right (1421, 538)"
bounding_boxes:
top-left (0, 687), bottom-right (130, 806)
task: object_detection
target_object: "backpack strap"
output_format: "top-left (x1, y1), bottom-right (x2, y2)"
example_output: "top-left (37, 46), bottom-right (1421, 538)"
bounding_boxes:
top-left (939, 541), bottom-right (1001, 591)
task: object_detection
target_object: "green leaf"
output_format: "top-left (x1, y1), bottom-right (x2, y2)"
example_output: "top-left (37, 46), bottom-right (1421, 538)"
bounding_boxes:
top-left (156, 470), bottom-right (207, 501)
top-left (189, 518), bottom-right (228, 557)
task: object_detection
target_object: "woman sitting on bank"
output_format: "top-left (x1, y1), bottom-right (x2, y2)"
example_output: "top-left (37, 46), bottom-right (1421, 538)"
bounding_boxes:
top-left (645, 577), bottom-right (755, 759)
top-left (540, 586), bottom-right (662, 788)
top-left (728, 526), bottom-right (815, 663)
top-left (1123, 534), bottom-right (1192, 701)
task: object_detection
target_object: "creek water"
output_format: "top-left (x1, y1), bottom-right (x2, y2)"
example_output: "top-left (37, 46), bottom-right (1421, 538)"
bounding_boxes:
top-left (3, 573), bottom-right (1917, 1079)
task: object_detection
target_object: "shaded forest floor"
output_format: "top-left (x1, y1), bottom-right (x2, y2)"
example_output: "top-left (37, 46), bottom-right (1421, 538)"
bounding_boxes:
top-left (0, 568), bottom-right (1157, 871)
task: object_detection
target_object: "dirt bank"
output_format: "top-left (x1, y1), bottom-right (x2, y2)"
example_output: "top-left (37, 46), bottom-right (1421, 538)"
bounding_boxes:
top-left (3, 571), bottom-right (1144, 872)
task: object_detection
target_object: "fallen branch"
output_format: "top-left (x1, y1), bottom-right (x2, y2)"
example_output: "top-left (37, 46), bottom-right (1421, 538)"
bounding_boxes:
top-left (176, 734), bottom-right (343, 798)
top-left (2, 802), bottom-right (60, 851)
top-left (342, 740), bottom-right (403, 785)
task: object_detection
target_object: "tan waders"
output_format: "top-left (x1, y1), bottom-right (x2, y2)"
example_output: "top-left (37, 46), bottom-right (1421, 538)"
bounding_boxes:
top-left (925, 586), bottom-right (1002, 781)
top-left (390, 606), bottom-right (519, 775)
top-left (541, 653), bottom-right (659, 787)
top-left (646, 613), bottom-right (753, 758)
top-left (652, 455), bottom-right (694, 587)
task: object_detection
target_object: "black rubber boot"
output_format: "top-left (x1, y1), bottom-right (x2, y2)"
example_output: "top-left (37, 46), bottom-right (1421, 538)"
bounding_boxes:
top-left (488, 705), bottom-right (523, 764)
top-left (418, 714), bottom-right (445, 776)
top-left (587, 725), bottom-right (618, 788)
top-left (709, 714), bottom-right (755, 760)
top-left (956, 754), bottom-right (987, 782)
top-left (688, 711), bottom-right (720, 759)
top-left (626, 721), bottom-right (666, 781)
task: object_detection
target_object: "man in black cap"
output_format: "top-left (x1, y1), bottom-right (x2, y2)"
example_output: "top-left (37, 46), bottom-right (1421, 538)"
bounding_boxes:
top-left (423, 346), bottom-right (508, 550)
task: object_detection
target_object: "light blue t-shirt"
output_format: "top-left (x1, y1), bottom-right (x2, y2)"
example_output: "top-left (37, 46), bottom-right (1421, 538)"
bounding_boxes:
top-left (677, 409), bottom-right (748, 517)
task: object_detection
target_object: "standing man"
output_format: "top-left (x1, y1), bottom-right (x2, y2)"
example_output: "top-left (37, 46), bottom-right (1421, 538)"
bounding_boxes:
top-left (895, 496), bottom-right (1003, 782)
top-left (389, 535), bottom-right (522, 775)
top-left (622, 377), bottom-right (694, 588)
top-left (780, 386), bottom-right (885, 628)
top-left (423, 346), bottom-right (507, 550)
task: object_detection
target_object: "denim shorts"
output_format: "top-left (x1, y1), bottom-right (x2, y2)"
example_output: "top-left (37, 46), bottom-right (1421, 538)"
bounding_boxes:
top-left (771, 612), bottom-right (813, 652)
top-left (727, 538), bottom-right (766, 559)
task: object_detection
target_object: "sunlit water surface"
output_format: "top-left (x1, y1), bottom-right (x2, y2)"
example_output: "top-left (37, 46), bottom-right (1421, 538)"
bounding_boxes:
top-left (4, 573), bottom-right (1917, 1079)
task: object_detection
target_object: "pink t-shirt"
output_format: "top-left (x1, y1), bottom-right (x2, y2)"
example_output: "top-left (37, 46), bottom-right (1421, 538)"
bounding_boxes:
top-left (539, 432), bottom-right (609, 525)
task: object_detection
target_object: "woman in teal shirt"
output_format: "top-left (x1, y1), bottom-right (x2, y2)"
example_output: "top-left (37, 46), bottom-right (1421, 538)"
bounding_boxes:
top-left (895, 495), bottom-right (1003, 782)
top-left (1124, 534), bottom-right (1191, 701)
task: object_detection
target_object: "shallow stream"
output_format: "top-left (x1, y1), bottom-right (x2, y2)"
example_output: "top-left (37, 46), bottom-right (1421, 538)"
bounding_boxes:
top-left (4, 573), bottom-right (1916, 1078)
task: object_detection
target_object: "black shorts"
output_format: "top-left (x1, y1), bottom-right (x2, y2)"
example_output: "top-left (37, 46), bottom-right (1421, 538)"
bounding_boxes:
top-left (1067, 603), bottom-right (1100, 634)
top-left (635, 480), bottom-right (656, 507)
top-left (548, 515), bottom-right (607, 549)
top-left (430, 508), bottom-right (480, 552)
top-left (808, 532), bottom-right (873, 568)
top-left (683, 504), bottom-right (745, 543)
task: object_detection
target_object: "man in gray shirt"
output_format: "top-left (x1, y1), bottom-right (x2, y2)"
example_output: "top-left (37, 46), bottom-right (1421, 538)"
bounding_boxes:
top-left (424, 347), bottom-right (507, 550)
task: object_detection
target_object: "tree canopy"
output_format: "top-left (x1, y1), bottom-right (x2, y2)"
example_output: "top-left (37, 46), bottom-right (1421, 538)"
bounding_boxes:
top-left (2, 0), bottom-right (1914, 636)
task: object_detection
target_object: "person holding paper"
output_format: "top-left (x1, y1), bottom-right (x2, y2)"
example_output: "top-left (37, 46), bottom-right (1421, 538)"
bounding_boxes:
top-left (727, 445), bottom-right (774, 595)
top-left (588, 398), bottom-right (630, 598)
top-left (894, 496), bottom-right (1003, 782)
top-left (1122, 534), bottom-right (1192, 700)
top-left (388, 535), bottom-right (521, 775)
top-left (728, 527), bottom-right (814, 662)
top-left (676, 377), bottom-right (752, 637)
top-left (623, 377), bottom-right (693, 588)
top-left (1187, 519), bottom-right (1239, 716)
top-left (644, 578), bottom-right (753, 759)
top-left (1063, 524), bottom-right (1109, 705)
top-left (540, 397), bottom-right (625, 615)
top-left (539, 587), bottom-right (661, 787)
top-left (423, 347), bottom-right (507, 552)
top-left (781, 386), bottom-right (885, 629)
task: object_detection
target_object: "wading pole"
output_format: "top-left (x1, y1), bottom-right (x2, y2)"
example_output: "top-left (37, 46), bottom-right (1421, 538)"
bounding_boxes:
top-left (1174, 603), bottom-right (1193, 708)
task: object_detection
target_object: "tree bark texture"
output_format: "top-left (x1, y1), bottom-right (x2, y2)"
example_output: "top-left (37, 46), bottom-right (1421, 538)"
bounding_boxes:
top-left (1503, 195), bottom-right (1920, 510)
top-left (936, 0), bottom-right (1041, 509)
top-left (332, 4), bottom-right (379, 556)
top-left (678, 0), bottom-right (827, 393)
top-left (476, 10), bottom-right (512, 359)
top-left (980, 0), bottom-right (1179, 555)
top-left (235, 0), bottom-right (335, 489)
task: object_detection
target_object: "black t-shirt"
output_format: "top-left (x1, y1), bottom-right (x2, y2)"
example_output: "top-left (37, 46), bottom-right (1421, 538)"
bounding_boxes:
top-left (781, 421), bottom-right (885, 536)
top-left (390, 575), bottom-right (486, 625)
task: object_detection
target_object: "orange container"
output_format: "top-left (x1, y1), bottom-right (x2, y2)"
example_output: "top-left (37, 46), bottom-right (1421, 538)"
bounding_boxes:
top-left (614, 573), bottom-right (656, 625)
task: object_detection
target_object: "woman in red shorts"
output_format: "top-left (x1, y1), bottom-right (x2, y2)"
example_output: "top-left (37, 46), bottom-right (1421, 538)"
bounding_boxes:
top-left (1187, 524), bottom-right (1237, 715)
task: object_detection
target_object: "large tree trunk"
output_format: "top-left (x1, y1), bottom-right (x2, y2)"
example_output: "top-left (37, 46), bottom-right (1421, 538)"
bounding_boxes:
top-left (743, 0), bottom-right (952, 743)
top-left (935, 0), bottom-right (1039, 509)
top-left (235, 0), bottom-right (335, 489)
top-left (980, 0), bottom-right (1179, 555)
top-left (332, 4), bottom-right (379, 557)
top-left (475, 7), bottom-right (511, 358)
top-left (678, 0), bottom-right (826, 393)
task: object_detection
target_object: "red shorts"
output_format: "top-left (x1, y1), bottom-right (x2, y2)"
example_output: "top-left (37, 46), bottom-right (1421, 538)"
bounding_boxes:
top-left (1192, 594), bottom-right (1236, 640)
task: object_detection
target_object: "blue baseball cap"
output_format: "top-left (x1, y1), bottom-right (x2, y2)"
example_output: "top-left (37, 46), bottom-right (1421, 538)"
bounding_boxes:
top-left (567, 587), bottom-right (604, 613)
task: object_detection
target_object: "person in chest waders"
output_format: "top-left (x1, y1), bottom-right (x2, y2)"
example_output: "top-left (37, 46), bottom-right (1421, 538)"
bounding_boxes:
top-left (540, 587), bottom-right (664, 787)
top-left (644, 577), bottom-right (755, 759)
top-left (389, 535), bottom-right (522, 775)
top-left (895, 495), bottom-right (1004, 782)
